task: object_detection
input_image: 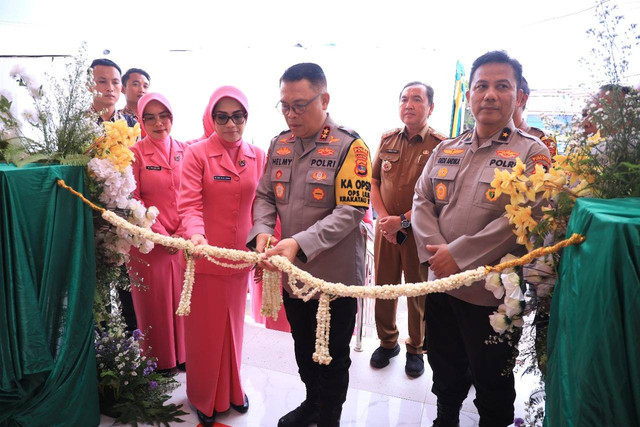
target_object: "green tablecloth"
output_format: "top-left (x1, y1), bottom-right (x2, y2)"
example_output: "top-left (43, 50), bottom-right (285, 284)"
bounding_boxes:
top-left (546, 198), bottom-right (640, 426)
top-left (0, 164), bottom-right (99, 427)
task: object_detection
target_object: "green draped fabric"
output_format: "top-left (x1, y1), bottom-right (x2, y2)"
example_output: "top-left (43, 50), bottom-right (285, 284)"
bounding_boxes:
top-left (545, 198), bottom-right (640, 426)
top-left (0, 164), bottom-right (99, 427)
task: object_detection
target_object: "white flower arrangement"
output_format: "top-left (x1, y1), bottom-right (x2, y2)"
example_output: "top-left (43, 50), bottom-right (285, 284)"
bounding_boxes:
top-left (485, 253), bottom-right (527, 335)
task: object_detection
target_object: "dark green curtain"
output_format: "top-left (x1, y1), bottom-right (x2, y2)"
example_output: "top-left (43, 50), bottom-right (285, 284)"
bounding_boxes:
top-left (0, 164), bottom-right (99, 427)
top-left (545, 198), bottom-right (640, 426)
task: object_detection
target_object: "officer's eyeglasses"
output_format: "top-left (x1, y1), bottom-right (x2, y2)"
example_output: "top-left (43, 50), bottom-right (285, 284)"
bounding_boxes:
top-left (276, 93), bottom-right (322, 116)
top-left (142, 111), bottom-right (172, 125)
top-left (212, 112), bottom-right (247, 125)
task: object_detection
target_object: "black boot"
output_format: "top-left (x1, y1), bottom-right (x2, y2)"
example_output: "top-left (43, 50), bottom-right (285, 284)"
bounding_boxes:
top-left (277, 400), bottom-right (319, 427)
top-left (432, 402), bottom-right (461, 427)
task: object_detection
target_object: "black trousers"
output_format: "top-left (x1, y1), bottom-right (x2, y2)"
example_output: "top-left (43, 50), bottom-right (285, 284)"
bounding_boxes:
top-left (117, 287), bottom-right (137, 333)
top-left (283, 291), bottom-right (357, 421)
top-left (425, 293), bottom-right (517, 427)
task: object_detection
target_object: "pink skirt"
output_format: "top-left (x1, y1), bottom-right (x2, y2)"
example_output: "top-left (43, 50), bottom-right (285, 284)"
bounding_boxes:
top-left (185, 271), bottom-right (249, 413)
top-left (128, 246), bottom-right (186, 370)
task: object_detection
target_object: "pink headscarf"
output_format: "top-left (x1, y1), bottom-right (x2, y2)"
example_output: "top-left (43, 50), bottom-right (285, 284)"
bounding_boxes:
top-left (137, 92), bottom-right (174, 157)
top-left (200, 85), bottom-right (249, 140)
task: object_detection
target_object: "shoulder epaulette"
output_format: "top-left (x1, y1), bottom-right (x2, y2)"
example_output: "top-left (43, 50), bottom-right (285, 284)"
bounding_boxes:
top-left (431, 129), bottom-right (448, 141)
top-left (528, 126), bottom-right (547, 139)
top-left (515, 127), bottom-right (540, 141)
top-left (276, 128), bottom-right (291, 137)
top-left (381, 128), bottom-right (401, 139)
top-left (336, 125), bottom-right (361, 139)
top-left (457, 129), bottom-right (472, 142)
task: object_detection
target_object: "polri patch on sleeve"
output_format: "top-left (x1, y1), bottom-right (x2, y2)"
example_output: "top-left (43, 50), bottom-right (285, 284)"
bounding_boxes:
top-left (335, 138), bottom-right (372, 208)
top-left (146, 166), bottom-right (162, 171)
top-left (213, 175), bottom-right (232, 181)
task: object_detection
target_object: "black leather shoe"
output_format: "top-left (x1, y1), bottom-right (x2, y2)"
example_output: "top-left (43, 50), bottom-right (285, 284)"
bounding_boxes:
top-left (405, 352), bottom-right (425, 378)
top-left (230, 394), bottom-right (249, 413)
top-left (196, 409), bottom-right (216, 427)
top-left (370, 344), bottom-right (401, 368)
top-left (277, 400), bottom-right (319, 427)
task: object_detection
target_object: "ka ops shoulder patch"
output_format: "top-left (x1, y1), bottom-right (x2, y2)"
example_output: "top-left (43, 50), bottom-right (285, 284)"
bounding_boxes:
top-left (335, 138), bottom-right (371, 208)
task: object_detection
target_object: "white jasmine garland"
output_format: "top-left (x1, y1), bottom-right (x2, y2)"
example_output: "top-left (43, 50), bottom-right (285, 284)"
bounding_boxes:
top-left (95, 208), bottom-right (562, 365)
top-left (260, 269), bottom-right (283, 320)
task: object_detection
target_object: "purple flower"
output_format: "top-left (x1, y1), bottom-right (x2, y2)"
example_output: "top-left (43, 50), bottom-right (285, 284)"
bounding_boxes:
top-left (132, 329), bottom-right (143, 341)
top-left (514, 417), bottom-right (525, 427)
top-left (148, 381), bottom-right (158, 390)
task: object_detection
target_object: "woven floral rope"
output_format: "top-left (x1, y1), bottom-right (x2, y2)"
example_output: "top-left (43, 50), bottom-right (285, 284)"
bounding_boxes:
top-left (58, 179), bottom-right (586, 365)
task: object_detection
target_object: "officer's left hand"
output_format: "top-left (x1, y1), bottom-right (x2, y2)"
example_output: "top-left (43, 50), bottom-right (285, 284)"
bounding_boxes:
top-left (261, 238), bottom-right (300, 271)
top-left (426, 244), bottom-right (460, 278)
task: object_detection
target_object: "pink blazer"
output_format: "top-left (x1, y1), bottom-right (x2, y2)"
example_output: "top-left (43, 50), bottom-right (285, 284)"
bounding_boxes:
top-left (178, 134), bottom-right (266, 275)
top-left (131, 137), bottom-right (187, 236)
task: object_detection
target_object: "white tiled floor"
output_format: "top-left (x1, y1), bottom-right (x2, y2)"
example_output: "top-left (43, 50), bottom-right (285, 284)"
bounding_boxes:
top-left (99, 297), bottom-right (538, 426)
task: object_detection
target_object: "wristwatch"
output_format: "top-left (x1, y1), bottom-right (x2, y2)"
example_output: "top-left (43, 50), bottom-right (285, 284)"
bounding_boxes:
top-left (400, 213), bottom-right (411, 229)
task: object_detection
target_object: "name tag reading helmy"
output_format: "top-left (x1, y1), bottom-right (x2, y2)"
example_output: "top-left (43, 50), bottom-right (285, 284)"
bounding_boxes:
top-left (214, 175), bottom-right (231, 181)
top-left (146, 166), bottom-right (162, 171)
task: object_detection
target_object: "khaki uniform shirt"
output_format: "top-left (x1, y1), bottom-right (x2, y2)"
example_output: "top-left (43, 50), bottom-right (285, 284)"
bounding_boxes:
top-left (247, 115), bottom-right (372, 298)
top-left (372, 125), bottom-right (446, 215)
top-left (528, 127), bottom-right (557, 157)
top-left (411, 120), bottom-right (551, 306)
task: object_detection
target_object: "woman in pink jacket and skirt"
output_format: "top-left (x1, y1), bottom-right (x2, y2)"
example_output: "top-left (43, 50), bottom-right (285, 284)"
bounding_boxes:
top-left (178, 86), bottom-right (266, 427)
top-left (128, 92), bottom-right (186, 371)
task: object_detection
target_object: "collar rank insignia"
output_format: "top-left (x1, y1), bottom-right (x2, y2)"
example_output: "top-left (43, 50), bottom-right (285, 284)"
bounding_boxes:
top-left (319, 126), bottom-right (331, 141)
top-left (498, 128), bottom-right (511, 141)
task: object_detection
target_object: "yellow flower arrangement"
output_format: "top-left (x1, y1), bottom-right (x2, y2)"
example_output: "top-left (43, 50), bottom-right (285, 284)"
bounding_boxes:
top-left (489, 154), bottom-right (593, 250)
top-left (92, 120), bottom-right (140, 171)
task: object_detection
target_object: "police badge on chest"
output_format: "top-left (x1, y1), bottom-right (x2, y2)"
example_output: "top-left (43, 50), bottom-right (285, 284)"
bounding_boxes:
top-left (382, 160), bottom-right (392, 172)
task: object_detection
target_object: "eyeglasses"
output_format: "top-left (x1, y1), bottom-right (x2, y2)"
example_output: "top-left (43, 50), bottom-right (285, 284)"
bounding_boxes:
top-left (276, 93), bottom-right (322, 115)
top-left (142, 112), bottom-right (172, 125)
top-left (212, 112), bottom-right (247, 125)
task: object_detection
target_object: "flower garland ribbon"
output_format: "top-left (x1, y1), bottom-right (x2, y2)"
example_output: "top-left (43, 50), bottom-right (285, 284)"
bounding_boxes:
top-left (57, 180), bottom-right (586, 365)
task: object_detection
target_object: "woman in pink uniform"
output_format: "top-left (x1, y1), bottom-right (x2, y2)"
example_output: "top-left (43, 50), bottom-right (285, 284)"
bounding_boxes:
top-left (178, 86), bottom-right (266, 427)
top-left (128, 92), bottom-right (186, 371)
top-left (185, 92), bottom-right (218, 144)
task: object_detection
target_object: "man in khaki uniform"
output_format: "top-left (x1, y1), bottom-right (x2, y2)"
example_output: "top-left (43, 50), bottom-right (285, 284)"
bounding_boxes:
top-left (247, 63), bottom-right (371, 427)
top-left (513, 76), bottom-right (557, 156)
top-left (412, 51), bottom-right (551, 427)
top-left (370, 82), bottom-right (445, 378)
